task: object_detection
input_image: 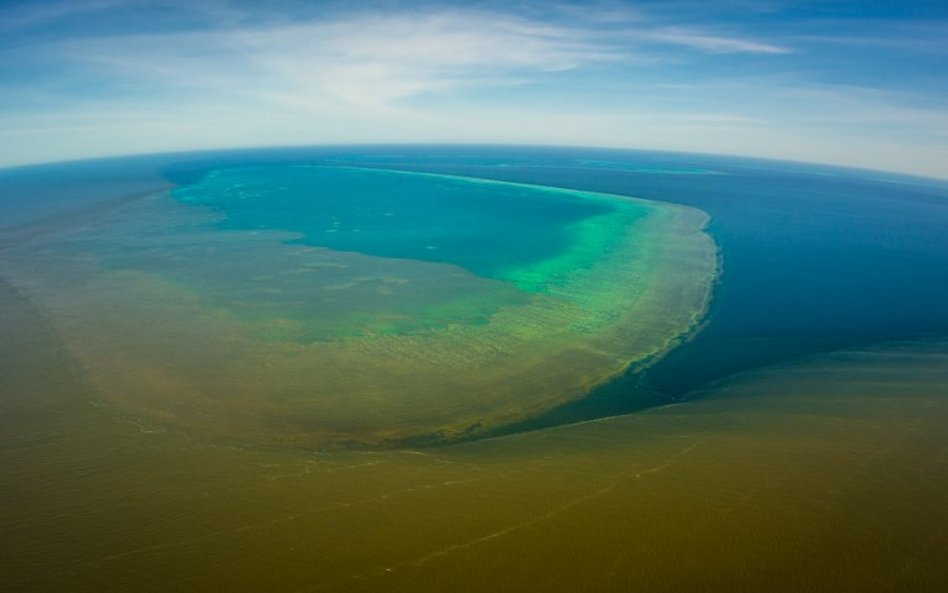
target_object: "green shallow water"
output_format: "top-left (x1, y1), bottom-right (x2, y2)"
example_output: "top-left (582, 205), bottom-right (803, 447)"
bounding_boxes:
top-left (0, 166), bottom-right (717, 447)
top-left (172, 166), bottom-right (630, 294)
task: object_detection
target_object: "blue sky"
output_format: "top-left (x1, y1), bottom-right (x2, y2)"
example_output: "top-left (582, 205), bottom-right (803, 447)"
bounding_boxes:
top-left (1, 0), bottom-right (947, 177)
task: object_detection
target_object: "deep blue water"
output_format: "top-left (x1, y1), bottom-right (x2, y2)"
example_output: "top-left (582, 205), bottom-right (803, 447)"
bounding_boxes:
top-left (4, 145), bottom-right (948, 427)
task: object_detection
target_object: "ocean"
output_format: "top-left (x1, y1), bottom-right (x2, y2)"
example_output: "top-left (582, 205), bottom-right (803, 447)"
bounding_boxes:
top-left (2, 145), bottom-right (947, 591)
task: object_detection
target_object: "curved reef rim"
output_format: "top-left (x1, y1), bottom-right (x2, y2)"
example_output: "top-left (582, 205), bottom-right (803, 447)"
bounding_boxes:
top-left (0, 166), bottom-right (719, 449)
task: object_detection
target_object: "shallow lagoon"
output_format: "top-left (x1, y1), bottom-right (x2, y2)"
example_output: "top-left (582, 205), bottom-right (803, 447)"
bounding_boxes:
top-left (2, 146), bottom-right (948, 591)
top-left (1, 163), bottom-right (715, 447)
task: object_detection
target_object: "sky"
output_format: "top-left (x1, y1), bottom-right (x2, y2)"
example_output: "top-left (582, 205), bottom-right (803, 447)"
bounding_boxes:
top-left (1, 0), bottom-right (947, 178)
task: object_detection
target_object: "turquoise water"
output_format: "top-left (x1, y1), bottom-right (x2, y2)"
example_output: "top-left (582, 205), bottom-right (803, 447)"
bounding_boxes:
top-left (0, 159), bottom-right (714, 447)
top-left (172, 165), bottom-right (626, 291)
top-left (6, 146), bottom-right (948, 399)
top-left (279, 147), bottom-right (948, 413)
top-left (7, 145), bottom-right (948, 409)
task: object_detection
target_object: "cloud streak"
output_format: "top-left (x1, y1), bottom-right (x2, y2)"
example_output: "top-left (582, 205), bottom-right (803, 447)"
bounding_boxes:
top-left (36, 9), bottom-right (625, 114)
top-left (9, 3), bottom-right (794, 116)
top-left (647, 27), bottom-right (791, 54)
top-left (0, 1), bottom-right (945, 178)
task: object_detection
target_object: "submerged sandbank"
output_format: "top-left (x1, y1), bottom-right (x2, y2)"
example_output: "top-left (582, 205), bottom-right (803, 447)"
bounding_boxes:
top-left (0, 166), bottom-right (718, 447)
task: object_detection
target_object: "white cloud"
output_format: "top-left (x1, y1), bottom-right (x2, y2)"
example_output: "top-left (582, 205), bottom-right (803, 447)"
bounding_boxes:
top-left (5, 4), bottom-right (793, 119)
top-left (240, 13), bottom-right (621, 110)
top-left (647, 27), bottom-right (791, 54)
top-left (41, 9), bottom-right (622, 115)
top-left (5, 3), bottom-right (944, 179)
top-left (0, 0), bottom-right (128, 32)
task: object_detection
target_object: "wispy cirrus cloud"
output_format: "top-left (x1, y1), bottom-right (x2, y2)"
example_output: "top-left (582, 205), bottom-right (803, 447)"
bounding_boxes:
top-left (1, 1), bottom-right (945, 178)
top-left (7, 2), bottom-right (796, 117)
top-left (30, 9), bottom-right (625, 114)
top-left (0, 0), bottom-right (128, 32)
top-left (646, 27), bottom-right (792, 54)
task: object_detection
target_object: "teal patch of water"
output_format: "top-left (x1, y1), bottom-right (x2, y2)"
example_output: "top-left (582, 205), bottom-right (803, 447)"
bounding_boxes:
top-left (172, 166), bottom-right (640, 292)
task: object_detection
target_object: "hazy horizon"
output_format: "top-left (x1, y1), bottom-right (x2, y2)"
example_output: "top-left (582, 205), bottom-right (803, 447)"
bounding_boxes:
top-left (2, 0), bottom-right (947, 178)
